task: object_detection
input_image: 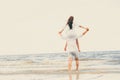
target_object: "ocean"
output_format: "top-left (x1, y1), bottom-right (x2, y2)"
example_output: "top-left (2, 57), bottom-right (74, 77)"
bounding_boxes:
top-left (0, 51), bottom-right (120, 80)
top-left (0, 50), bottom-right (120, 75)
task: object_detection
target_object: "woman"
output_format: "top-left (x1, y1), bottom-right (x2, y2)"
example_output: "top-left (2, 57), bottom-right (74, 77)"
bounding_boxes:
top-left (58, 16), bottom-right (89, 71)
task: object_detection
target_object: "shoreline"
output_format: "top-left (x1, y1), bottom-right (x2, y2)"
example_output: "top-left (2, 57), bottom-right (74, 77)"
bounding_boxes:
top-left (0, 67), bottom-right (120, 75)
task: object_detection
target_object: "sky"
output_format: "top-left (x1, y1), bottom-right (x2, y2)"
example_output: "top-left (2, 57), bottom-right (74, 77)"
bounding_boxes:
top-left (0, 0), bottom-right (120, 55)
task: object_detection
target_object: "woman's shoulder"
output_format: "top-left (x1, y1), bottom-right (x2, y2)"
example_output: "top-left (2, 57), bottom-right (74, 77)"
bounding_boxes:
top-left (73, 22), bottom-right (80, 27)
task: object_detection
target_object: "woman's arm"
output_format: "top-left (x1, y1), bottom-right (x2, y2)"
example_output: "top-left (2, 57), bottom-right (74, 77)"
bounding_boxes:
top-left (79, 25), bottom-right (89, 35)
top-left (76, 39), bottom-right (80, 52)
top-left (64, 41), bottom-right (67, 51)
top-left (58, 29), bottom-right (64, 35)
top-left (58, 25), bottom-right (67, 35)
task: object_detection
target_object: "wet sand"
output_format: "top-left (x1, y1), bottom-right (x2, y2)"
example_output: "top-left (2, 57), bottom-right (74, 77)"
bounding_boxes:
top-left (0, 72), bottom-right (120, 80)
top-left (0, 59), bottom-right (120, 80)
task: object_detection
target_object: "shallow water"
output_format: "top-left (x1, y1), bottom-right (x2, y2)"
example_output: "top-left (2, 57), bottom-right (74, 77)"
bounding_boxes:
top-left (0, 51), bottom-right (120, 80)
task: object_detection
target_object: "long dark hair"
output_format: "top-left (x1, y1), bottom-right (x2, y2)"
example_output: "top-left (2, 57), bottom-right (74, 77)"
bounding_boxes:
top-left (67, 16), bottom-right (74, 29)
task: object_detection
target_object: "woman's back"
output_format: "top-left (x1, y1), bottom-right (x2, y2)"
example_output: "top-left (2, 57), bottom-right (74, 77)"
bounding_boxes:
top-left (65, 29), bottom-right (78, 52)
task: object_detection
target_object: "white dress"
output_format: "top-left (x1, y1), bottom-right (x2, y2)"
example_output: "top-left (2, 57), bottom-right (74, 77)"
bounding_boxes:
top-left (61, 25), bottom-right (82, 51)
top-left (61, 25), bottom-right (82, 58)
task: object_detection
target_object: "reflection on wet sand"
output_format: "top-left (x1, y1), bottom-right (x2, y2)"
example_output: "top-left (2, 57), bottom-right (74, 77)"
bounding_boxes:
top-left (68, 71), bottom-right (80, 80)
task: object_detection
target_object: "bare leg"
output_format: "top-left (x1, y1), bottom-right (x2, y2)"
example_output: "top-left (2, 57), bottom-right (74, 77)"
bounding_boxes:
top-left (68, 57), bottom-right (72, 71)
top-left (75, 58), bottom-right (79, 71)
